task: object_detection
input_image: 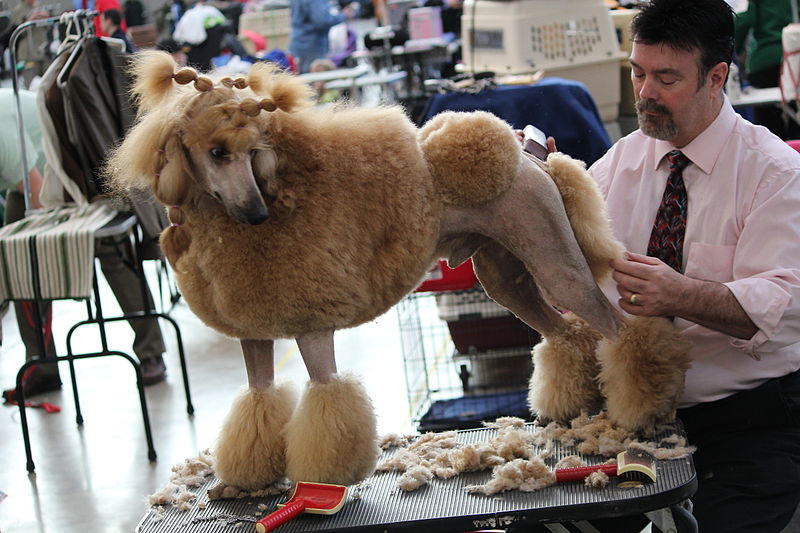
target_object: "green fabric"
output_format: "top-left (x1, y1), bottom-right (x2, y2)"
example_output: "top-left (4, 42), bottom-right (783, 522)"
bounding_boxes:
top-left (735, 0), bottom-right (794, 75)
top-left (202, 14), bottom-right (226, 29)
top-left (0, 88), bottom-right (44, 192)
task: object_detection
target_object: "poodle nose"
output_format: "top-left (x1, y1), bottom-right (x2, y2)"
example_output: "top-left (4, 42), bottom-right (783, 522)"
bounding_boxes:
top-left (231, 202), bottom-right (269, 225)
top-left (245, 207), bottom-right (269, 225)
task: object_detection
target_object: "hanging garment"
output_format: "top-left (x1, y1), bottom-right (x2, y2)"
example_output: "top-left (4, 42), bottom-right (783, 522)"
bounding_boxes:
top-left (37, 48), bottom-right (88, 207)
top-left (58, 37), bottom-right (167, 255)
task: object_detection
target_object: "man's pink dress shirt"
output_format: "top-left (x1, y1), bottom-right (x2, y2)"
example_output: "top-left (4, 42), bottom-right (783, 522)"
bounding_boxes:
top-left (589, 99), bottom-right (800, 406)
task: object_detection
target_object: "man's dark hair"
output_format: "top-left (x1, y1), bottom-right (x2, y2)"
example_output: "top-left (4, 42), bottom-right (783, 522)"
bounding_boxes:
top-left (631, 0), bottom-right (734, 83)
top-left (103, 8), bottom-right (123, 27)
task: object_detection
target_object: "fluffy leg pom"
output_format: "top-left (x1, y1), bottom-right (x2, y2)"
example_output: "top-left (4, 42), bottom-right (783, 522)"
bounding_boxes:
top-left (528, 314), bottom-right (604, 423)
top-left (214, 384), bottom-right (297, 490)
top-left (284, 373), bottom-right (379, 485)
top-left (597, 316), bottom-right (692, 434)
top-left (419, 110), bottom-right (520, 207)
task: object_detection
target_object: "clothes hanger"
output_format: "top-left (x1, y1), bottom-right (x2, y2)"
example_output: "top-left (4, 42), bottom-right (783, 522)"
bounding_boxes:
top-left (56, 10), bottom-right (95, 88)
top-left (56, 10), bottom-right (81, 55)
top-left (99, 36), bottom-right (125, 51)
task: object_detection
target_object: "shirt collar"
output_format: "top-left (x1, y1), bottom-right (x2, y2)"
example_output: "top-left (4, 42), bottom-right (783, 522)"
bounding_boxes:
top-left (650, 95), bottom-right (736, 174)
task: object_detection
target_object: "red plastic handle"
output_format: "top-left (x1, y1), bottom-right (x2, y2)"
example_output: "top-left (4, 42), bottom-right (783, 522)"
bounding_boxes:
top-left (555, 463), bottom-right (618, 482)
top-left (255, 499), bottom-right (307, 533)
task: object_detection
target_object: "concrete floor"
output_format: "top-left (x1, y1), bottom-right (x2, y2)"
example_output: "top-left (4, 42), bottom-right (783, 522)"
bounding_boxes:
top-left (0, 267), bottom-right (412, 533)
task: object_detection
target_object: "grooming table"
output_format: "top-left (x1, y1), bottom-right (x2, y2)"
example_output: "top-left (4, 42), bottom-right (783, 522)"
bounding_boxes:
top-left (136, 422), bottom-right (697, 533)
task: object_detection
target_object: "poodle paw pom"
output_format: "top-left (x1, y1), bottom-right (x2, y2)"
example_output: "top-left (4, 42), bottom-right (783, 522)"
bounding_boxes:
top-left (214, 384), bottom-right (297, 490)
top-left (284, 373), bottom-right (380, 485)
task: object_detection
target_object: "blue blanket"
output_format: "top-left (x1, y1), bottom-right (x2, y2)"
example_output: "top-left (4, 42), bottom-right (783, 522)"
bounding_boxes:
top-left (421, 78), bottom-right (612, 166)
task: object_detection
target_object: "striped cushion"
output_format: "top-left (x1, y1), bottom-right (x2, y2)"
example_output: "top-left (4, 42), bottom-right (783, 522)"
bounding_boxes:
top-left (0, 203), bottom-right (117, 301)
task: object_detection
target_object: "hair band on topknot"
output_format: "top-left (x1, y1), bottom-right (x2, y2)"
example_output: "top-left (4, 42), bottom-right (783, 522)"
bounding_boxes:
top-left (194, 76), bottom-right (214, 92)
top-left (239, 97), bottom-right (279, 116)
top-left (259, 98), bottom-right (277, 112)
top-left (173, 67), bottom-right (198, 85)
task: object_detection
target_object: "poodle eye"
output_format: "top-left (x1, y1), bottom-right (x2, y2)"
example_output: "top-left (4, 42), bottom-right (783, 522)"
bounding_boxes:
top-left (210, 147), bottom-right (228, 160)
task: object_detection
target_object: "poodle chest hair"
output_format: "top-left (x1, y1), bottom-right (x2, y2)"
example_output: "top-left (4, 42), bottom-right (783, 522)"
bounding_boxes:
top-left (170, 108), bottom-right (445, 340)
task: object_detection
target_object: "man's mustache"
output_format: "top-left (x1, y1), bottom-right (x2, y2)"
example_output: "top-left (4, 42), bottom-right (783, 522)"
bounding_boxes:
top-left (636, 100), bottom-right (672, 117)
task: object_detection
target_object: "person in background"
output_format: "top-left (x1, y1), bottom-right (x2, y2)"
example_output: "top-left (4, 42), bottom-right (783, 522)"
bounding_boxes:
top-left (0, 87), bottom-right (59, 401)
top-left (101, 9), bottom-right (136, 52)
top-left (289, 0), bottom-right (359, 73)
top-left (123, 0), bottom-right (147, 27)
top-left (308, 57), bottom-right (340, 103)
top-left (172, 0), bottom-right (227, 71)
top-left (10, 0), bottom-right (44, 26)
top-left (72, 0), bottom-right (128, 38)
top-left (735, 0), bottom-right (800, 139)
top-left (0, 0), bottom-right (49, 84)
top-left (583, 0), bottom-right (800, 530)
top-left (0, 87), bottom-right (170, 397)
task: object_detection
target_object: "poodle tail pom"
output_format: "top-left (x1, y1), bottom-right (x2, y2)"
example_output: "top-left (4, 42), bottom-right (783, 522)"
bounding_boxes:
top-left (545, 153), bottom-right (625, 281)
top-left (419, 111), bottom-right (521, 207)
top-left (247, 62), bottom-right (315, 113)
top-left (130, 50), bottom-right (180, 113)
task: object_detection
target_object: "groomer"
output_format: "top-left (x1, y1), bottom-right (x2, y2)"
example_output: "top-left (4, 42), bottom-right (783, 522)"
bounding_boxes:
top-left (587, 0), bottom-right (800, 530)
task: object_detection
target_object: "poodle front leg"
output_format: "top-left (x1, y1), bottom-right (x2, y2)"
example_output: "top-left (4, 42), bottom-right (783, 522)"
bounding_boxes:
top-left (285, 330), bottom-right (380, 485)
top-left (472, 243), bottom-right (604, 423)
top-left (214, 339), bottom-right (297, 490)
top-left (295, 329), bottom-right (337, 382)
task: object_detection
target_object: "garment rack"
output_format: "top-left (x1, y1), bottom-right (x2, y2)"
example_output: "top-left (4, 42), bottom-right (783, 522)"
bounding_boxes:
top-left (9, 11), bottom-right (193, 473)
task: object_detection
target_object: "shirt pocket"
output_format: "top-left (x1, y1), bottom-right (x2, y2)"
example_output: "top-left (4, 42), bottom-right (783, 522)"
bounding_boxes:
top-left (685, 243), bottom-right (736, 283)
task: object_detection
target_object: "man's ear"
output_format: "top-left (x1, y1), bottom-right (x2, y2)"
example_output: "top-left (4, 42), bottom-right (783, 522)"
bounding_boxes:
top-left (708, 61), bottom-right (729, 94)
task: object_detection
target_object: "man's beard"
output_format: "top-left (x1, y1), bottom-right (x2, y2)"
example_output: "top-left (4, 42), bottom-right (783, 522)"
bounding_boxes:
top-left (636, 99), bottom-right (678, 140)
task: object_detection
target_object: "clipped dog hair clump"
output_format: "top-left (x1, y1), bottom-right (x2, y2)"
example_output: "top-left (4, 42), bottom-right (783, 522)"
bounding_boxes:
top-left (419, 111), bottom-right (521, 207)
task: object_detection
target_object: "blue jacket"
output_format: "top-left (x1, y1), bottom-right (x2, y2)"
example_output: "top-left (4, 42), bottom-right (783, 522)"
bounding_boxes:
top-left (289, 0), bottom-right (346, 71)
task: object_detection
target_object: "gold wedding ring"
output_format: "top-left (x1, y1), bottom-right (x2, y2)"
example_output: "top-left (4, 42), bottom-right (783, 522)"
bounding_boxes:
top-left (629, 293), bottom-right (639, 305)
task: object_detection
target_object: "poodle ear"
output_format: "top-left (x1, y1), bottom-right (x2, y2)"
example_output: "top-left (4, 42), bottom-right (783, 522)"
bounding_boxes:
top-left (246, 62), bottom-right (315, 113)
top-left (104, 108), bottom-right (172, 196)
top-left (156, 136), bottom-right (192, 206)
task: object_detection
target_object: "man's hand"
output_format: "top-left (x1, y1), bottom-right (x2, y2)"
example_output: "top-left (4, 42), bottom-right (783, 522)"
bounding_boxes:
top-left (612, 251), bottom-right (758, 339)
top-left (514, 128), bottom-right (557, 155)
top-left (612, 251), bottom-right (688, 316)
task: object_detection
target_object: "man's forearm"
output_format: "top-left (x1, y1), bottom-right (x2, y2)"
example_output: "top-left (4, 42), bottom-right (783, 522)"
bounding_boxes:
top-left (675, 277), bottom-right (758, 339)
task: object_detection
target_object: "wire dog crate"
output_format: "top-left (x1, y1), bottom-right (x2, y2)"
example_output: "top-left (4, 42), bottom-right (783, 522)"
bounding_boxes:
top-left (398, 261), bottom-right (539, 432)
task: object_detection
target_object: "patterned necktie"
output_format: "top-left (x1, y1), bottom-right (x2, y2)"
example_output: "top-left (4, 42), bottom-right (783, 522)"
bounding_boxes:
top-left (647, 150), bottom-right (690, 272)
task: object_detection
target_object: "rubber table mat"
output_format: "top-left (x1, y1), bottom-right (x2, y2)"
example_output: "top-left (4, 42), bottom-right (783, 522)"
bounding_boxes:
top-left (136, 422), bottom-right (697, 532)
